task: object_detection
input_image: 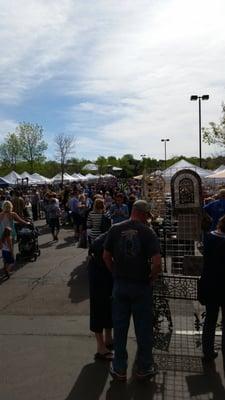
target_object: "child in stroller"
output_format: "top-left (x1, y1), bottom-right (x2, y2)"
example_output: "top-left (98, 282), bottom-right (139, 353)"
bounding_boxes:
top-left (16, 222), bottom-right (40, 262)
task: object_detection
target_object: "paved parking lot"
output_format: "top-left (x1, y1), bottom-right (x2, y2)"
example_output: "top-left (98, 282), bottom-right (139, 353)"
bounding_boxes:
top-left (1, 222), bottom-right (225, 399)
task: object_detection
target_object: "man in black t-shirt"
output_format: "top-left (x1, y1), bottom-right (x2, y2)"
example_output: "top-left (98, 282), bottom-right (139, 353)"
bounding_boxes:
top-left (103, 200), bottom-right (161, 381)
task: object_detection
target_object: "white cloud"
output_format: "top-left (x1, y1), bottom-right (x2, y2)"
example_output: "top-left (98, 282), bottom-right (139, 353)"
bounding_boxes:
top-left (0, 0), bottom-right (82, 103)
top-left (0, 0), bottom-right (225, 158)
top-left (0, 119), bottom-right (18, 141)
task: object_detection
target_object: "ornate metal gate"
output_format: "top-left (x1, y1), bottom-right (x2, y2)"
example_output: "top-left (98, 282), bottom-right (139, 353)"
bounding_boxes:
top-left (142, 168), bottom-right (207, 353)
top-left (142, 167), bottom-right (223, 360)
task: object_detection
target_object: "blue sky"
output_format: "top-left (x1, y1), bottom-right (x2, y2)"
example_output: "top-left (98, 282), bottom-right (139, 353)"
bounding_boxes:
top-left (0, 0), bottom-right (225, 161)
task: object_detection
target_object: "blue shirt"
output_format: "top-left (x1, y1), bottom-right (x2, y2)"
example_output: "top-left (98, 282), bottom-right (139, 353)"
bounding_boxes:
top-left (110, 203), bottom-right (129, 224)
top-left (68, 197), bottom-right (79, 213)
top-left (204, 198), bottom-right (225, 229)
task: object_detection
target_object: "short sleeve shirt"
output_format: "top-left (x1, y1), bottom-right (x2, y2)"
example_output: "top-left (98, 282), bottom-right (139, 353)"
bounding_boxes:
top-left (104, 219), bottom-right (160, 282)
top-left (204, 199), bottom-right (225, 229)
top-left (68, 197), bottom-right (79, 213)
top-left (110, 203), bottom-right (129, 224)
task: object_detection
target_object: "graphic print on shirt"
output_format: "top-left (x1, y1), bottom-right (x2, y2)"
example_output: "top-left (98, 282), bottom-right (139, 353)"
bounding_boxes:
top-left (118, 229), bottom-right (141, 258)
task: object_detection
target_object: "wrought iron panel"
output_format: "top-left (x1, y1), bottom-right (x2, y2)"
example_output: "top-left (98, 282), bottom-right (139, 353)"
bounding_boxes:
top-left (153, 274), bottom-right (199, 300)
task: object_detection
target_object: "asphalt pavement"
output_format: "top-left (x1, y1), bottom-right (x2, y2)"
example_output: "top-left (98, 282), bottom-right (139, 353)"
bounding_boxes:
top-left (1, 221), bottom-right (225, 400)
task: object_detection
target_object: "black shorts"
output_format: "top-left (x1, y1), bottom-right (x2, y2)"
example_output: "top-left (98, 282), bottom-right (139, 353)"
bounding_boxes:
top-left (49, 218), bottom-right (60, 230)
top-left (72, 212), bottom-right (82, 226)
top-left (2, 250), bottom-right (15, 265)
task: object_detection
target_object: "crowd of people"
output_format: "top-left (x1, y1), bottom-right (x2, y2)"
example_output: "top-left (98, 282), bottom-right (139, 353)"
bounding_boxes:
top-left (0, 179), bottom-right (161, 381)
top-left (0, 179), bottom-right (142, 280)
top-left (1, 179), bottom-right (225, 380)
top-left (0, 178), bottom-right (141, 242)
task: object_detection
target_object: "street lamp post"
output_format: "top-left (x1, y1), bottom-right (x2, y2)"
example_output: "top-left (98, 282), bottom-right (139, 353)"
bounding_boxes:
top-left (161, 139), bottom-right (170, 169)
top-left (190, 94), bottom-right (209, 168)
top-left (140, 154), bottom-right (147, 178)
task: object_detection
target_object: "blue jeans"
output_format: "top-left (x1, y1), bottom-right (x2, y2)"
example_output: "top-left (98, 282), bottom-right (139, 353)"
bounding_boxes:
top-left (112, 279), bottom-right (153, 373)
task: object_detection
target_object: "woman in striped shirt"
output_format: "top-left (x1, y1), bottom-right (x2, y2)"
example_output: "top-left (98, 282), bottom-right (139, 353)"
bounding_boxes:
top-left (87, 198), bottom-right (107, 243)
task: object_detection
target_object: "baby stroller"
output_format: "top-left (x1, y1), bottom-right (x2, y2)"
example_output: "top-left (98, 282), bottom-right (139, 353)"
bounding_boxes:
top-left (16, 223), bottom-right (40, 262)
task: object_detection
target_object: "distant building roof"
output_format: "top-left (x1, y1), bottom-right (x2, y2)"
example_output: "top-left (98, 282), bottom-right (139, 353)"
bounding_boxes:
top-left (83, 163), bottom-right (98, 171)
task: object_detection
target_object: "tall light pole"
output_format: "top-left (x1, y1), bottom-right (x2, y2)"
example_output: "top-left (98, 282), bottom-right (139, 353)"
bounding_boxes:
top-left (161, 139), bottom-right (170, 169)
top-left (190, 94), bottom-right (209, 168)
top-left (140, 154), bottom-right (147, 178)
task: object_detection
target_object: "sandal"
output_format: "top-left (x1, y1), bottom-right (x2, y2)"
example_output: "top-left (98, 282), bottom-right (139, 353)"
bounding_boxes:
top-left (94, 351), bottom-right (113, 361)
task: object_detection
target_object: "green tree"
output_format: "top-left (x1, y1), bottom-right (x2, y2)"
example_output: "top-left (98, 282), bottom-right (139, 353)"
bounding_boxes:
top-left (203, 103), bottom-right (225, 148)
top-left (17, 122), bottom-right (48, 172)
top-left (96, 156), bottom-right (108, 174)
top-left (0, 132), bottom-right (21, 167)
top-left (118, 154), bottom-right (135, 177)
top-left (66, 157), bottom-right (80, 174)
top-left (140, 157), bottom-right (159, 174)
top-left (36, 160), bottom-right (59, 177)
top-left (107, 156), bottom-right (118, 166)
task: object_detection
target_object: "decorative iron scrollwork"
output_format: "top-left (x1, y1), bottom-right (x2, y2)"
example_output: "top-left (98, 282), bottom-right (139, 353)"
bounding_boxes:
top-left (153, 274), bottom-right (200, 350)
top-left (153, 296), bottom-right (173, 351)
top-left (153, 274), bottom-right (198, 300)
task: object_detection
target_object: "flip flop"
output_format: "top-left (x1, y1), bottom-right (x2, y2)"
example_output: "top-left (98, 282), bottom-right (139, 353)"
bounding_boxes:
top-left (94, 351), bottom-right (113, 361)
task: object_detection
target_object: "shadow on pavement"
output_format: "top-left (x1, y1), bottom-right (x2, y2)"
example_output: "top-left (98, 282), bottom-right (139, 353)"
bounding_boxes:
top-left (35, 223), bottom-right (50, 235)
top-left (106, 379), bottom-right (158, 400)
top-left (65, 361), bottom-right (109, 400)
top-left (186, 361), bottom-right (225, 399)
top-left (0, 256), bottom-right (28, 284)
top-left (67, 258), bottom-right (89, 303)
top-left (65, 361), bottom-right (158, 400)
top-left (0, 268), bottom-right (10, 284)
top-left (39, 241), bottom-right (54, 249)
top-left (56, 236), bottom-right (76, 249)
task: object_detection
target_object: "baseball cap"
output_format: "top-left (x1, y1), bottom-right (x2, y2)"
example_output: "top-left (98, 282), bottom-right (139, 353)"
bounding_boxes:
top-left (132, 200), bottom-right (151, 213)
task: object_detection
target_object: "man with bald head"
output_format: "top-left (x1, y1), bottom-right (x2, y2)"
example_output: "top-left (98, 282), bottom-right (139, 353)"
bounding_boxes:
top-left (103, 200), bottom-right (161, 381)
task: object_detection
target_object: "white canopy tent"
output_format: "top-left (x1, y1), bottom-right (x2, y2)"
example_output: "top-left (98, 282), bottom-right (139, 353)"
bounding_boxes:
top-left (133, 169), bottom-right (162, 180)
top-left (20, 171), bottom-right (31, 179)
top-left (214, 165), bottom-right (225, 173)
top-left (51, 172), bottom-right (76, 183)
top-left (162, 159), bottom-right (213, 180)
top-left (31, 173), bottom-right (52, 184)
top-left (112, 166), bottom-right (122, 171)
top-left (64, 172), bottom-right (76, 182)
top-left (0, 177), bottom-right (10, 187)
top-left (100, 173), bottom-right (114, 179)
top-left (3, 171), bottom-right (21, 185)
top-left (77, 173), bottom-right (88, 181)
top-left (20, 171), bottom-right (39, 184)
top-left (206, 170), bottom-right (225, 180)
top-left (72, 173), bottom-right (88, 181)
top-left (85, 173), bottom-right (100, 181)
top-left (72, 173), bottom-right (81, 181)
